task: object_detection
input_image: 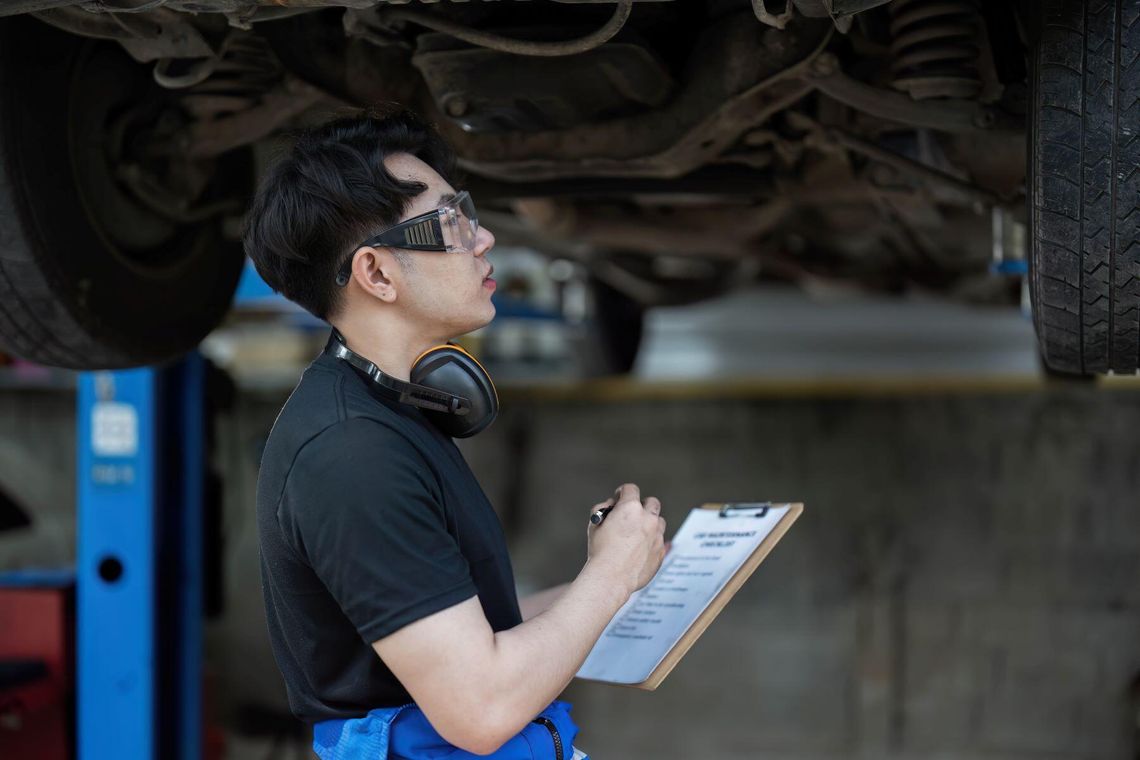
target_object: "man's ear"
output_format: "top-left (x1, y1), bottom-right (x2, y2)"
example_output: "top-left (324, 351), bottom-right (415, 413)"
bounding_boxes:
top-left (351, 246), bottom-right (400, 304)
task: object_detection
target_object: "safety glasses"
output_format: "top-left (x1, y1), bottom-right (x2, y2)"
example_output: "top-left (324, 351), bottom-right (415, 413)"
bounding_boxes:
top-left (335, 190), bottom-right (479, 287)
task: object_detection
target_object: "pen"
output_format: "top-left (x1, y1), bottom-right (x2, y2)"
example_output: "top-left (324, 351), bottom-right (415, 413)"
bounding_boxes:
top-left (590, 505), bottom-right (614, 525)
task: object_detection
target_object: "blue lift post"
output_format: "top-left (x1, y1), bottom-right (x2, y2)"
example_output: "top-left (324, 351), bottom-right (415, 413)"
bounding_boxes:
top-left (76, 354), bottom-right (205, 760)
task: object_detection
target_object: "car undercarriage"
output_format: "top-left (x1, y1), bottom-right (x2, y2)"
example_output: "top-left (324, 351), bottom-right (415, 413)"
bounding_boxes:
top-left (0, 0), bottom-right (1136, 374)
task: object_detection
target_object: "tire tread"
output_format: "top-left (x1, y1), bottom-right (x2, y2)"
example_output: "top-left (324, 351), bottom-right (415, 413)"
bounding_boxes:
top-left (1032, 0), bottom-right (1140, 374)
top-left (1035, 0), bottom-right (1140, 373)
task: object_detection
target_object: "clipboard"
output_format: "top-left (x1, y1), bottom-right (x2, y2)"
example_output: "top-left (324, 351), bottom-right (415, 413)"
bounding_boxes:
top-left (576, 501), bottom-right (803, 691)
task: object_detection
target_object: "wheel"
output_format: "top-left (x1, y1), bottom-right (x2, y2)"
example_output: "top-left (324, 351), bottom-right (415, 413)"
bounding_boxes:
top-left (1029, 0), bottom-right (1140, 374)
top-left (585, 276), bottom-right (645, 375)
top-left (0, 17), bottom-right (249, 370)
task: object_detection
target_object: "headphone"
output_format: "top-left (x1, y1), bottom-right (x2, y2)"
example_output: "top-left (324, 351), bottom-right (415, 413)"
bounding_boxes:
top-left (327, 329), bottom-right (498, 438)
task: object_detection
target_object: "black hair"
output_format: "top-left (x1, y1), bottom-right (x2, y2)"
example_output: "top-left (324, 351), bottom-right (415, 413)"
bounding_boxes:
top-left (242, 108), bottom-right (459, 320)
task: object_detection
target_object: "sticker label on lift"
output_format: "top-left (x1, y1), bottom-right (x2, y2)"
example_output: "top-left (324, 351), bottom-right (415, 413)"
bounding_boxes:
top-left (91, 401), bottom-right (139, 458)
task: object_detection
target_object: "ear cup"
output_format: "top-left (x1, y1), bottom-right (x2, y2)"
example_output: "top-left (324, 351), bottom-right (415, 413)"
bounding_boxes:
top-left (410, 346), bottom-right (498, 438)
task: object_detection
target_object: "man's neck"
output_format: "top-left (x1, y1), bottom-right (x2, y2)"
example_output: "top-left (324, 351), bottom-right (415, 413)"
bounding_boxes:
top-left (332, 317), bottom-right (442, 382)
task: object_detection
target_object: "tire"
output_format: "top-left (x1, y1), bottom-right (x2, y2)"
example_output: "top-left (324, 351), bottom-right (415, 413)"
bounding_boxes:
top-left (585, 277), bottom-right (645, 376)
top-left (1029, 0), bottom-right (1140, 375)
top-left (0, 17), bottom-right (248, 370)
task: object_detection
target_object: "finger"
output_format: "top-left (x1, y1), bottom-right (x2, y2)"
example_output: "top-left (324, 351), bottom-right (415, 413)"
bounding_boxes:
top-left (614, 483), bottom-right (641, 506)
top-left (644, 496), bottom-right (661, 516)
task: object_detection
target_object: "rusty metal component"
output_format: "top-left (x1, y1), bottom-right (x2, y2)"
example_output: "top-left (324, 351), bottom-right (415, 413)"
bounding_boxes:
top-left (756, 0), bottom-right (895, 33)
top-left (32, 6), bottom-right (147, 41)
top-left (806, 52), bottom-right (1008, 133)
top-left (367, 0), bottom-right (633, 57)
top-left (425, 12), bottom-right (1007, 182)
top-left (446, 15), bottom-right (833, 180)
top-left (809, 126), bottom-right (1004, 207)
top-left (752, 0), bottom-right (795, 30)
top-left (154, 55), bottom-right (218, 88)
top-left (813, 0), bottom-right (894, 16)
top-left (888, 0), bottom-right (983, 100)
top-left (0, 0), bottom-right (81, 15)
top-left (10, 0), bottom-right (363, 23)
top-left (412, 36), bottom-right (673, 133)
top-left (459, 77), bottom-right (815, 180)
top-left (163, 33), bottom-right (326, 157)
top-left (793, 0), bottom-right (895, 21)
top-left (183, 77), bottom-right (324, 158)
top-left (180, 32), bottom-right (278, 98)
top-left (32, 6), bottom-right (215, 60)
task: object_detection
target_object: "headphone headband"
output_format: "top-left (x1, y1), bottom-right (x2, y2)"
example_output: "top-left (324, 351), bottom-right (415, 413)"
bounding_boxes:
top-left (328, 332), bottom-right (470, 415)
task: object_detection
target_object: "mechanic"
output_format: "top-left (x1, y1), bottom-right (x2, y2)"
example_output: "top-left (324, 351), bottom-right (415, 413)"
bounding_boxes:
top-left (244, 110), bottom-right (667, 759)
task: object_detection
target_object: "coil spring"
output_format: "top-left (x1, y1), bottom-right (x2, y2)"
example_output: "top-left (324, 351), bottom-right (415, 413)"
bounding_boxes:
top-left (888, 0), bottom-right (983, 100)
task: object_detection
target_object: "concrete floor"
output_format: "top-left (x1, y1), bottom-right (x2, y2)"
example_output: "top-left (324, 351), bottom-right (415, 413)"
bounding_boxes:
top-left (636, 287), bottom-right (1039, 380)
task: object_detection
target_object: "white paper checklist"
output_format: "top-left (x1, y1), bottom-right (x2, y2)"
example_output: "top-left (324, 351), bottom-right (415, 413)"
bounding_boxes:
top-left (576, 504), bottom-right (790, 685)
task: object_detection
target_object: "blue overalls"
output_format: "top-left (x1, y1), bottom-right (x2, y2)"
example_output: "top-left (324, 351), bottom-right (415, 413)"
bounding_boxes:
top-left (313, 699), bottom-right (587, 760)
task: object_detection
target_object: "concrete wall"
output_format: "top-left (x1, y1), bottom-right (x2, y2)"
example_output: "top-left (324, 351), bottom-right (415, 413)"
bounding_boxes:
top-left (465, 388), bottom-right (1140, 759)
top-left (3, 384), bottom-right (1139, 757)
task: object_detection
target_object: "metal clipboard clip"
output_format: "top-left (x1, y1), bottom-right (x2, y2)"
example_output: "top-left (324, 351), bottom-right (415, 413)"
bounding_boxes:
top-left (718, 502), bottom-right (771, 518)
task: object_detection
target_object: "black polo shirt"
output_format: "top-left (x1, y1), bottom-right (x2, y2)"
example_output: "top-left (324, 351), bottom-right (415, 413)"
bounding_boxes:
top-left (256, 335), bottom-right (522, 722)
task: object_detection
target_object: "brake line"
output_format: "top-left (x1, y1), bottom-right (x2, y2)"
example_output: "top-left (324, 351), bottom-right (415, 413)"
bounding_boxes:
top-left (378, 0), bottom-right (633, 57)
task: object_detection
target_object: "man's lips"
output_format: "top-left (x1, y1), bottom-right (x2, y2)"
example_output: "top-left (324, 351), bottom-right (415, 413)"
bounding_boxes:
top-left (482, 267), bottom-right (496, 290)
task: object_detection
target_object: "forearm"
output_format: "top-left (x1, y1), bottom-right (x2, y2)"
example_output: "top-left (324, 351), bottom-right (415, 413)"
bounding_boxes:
top-left (483, 560), bottom-right (628, 734)
top-left (374, 485), bottom-right (663, 755)
top-left (517, 582), bottom-right (571, 621)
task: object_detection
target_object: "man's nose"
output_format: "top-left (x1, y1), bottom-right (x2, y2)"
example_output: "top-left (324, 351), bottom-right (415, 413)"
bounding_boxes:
top-left (473, 225), bottom-right (495, 257)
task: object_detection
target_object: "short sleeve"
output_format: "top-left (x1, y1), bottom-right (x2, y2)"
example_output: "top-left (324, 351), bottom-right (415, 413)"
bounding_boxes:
top-left (278, 418), bottom-right (478, 643)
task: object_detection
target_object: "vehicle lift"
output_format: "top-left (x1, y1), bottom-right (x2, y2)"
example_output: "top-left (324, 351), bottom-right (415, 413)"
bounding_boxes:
top-left (77, 354), bottom-right (207, 760)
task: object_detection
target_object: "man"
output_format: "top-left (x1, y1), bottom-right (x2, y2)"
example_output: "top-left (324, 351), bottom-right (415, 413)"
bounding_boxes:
top-left (244, 110), bottom-right (667, 758)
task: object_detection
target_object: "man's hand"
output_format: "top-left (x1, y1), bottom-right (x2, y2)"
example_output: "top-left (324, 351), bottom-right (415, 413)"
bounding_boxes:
top-left (586, 483), bottom-right (667, 595)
